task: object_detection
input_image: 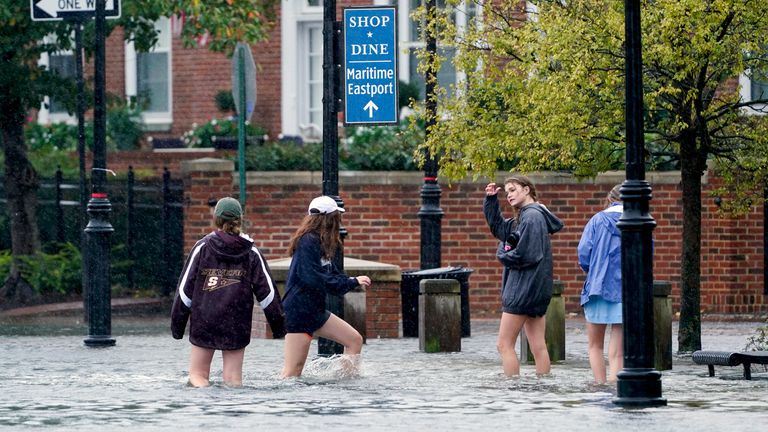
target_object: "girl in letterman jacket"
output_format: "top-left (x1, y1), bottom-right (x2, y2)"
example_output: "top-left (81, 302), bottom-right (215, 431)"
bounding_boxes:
top-left (171, 197), bottom-right (285, 387)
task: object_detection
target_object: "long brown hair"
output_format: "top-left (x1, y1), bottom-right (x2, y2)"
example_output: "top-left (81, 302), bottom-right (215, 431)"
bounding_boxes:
top-left (504, 174), bottom-right (538, 201)
top-left (287, 212), bottom-right (342, 260)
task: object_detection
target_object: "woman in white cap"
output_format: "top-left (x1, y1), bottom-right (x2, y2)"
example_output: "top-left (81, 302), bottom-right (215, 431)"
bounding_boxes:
top-left (280, 196), bottom-right (372, 378)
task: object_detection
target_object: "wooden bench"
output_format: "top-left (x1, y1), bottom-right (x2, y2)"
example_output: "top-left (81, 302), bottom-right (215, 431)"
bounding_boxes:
top-left (692, 350), bottom-right (768, 380)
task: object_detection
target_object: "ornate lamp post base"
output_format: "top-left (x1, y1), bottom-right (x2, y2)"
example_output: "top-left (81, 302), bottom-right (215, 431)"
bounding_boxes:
top-left (614, 369), bottom-right (666, 407)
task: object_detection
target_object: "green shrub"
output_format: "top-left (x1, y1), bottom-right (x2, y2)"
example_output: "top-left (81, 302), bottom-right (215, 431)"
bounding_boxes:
top-left (25, 122), bottom-right (83, 152)
top-left (182, 117), bottom-right (267, 148)
top-left (106, 97), bottom-right (144, 151)
top-left (244, 141), bottom-right (323, 171)
top-left (215, 90), bottom-right (236, 113)
top-left (24, 123), bottom-right (82, 177)
top-left (745, 321), bottom-right (768, 351)
top-left (0, 243), bottom-right (83, 296)
top-left (19, 97), bottom-right (143, 178)
top-left (341, 123), bottom-right (423, 171)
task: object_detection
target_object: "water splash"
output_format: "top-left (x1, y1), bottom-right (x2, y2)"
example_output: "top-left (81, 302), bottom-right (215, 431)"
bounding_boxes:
top-left (301, 354), bottom-right (362, 380)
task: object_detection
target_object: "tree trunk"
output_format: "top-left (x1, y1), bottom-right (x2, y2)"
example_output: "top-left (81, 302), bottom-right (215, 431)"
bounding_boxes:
top-left (677, 133), bottom-right (703, 353)
top-left (0, 99), bottom-right (42, 305)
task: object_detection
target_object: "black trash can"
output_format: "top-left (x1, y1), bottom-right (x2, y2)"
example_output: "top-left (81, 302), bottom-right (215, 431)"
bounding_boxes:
top-left (401, 266), bottom-right (474, 338)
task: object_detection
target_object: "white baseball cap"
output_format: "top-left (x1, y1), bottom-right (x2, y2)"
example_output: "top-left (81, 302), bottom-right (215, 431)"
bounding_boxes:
top-left (308, 196), bottom-right (345, 215)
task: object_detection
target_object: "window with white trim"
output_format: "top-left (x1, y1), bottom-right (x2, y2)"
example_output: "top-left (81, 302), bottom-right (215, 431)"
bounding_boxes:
top-left (740, 68), bottom-right (768, 114)
top-left (125, 17), bottom-right (172, 130)
top-left (299, 22), bottom-right (324, 140)
top-left (38, 34), bottom-right (76, 124)
top-left (399, 0), bottom-right (480, 100)
top-left (281, 2), bottom-right (323, 141)
top-left (48, 52), bottom-right (76, 114)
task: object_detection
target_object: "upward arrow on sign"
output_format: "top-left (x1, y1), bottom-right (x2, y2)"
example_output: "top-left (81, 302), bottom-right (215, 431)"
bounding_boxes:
top-left (363, 100), bottom-right (378, 118)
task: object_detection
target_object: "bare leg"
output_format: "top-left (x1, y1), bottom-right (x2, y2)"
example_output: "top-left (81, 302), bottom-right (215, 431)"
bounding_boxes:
top-left (586, 322), bottom-right (608, 384)
top-left (189, 345), bottom-right (215, 387)
top-left (281, 333), bottom-right (313, 378)
top-left (497, 312), bottom-right (526, 377)
top-left (607, 324), bottom-right (624, 382)
top-left (315, 313), bottom-right (364, 375)
top-left (222, 348), bottom-right (245, 387)
top-left (523, 315), bottom-right (551, 376)
top-left (314, 313), bottom-right (364, 355)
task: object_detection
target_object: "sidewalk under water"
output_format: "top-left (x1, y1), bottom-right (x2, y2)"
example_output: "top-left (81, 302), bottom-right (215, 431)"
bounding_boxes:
top-left (0, 313), bottom-right (766, 431)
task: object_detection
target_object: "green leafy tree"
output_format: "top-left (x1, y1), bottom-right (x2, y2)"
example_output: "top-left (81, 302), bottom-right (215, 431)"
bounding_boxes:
top-left (419, 0), bottom-right (768, 352)
top-left (0, 0), bottom-right (277, 304)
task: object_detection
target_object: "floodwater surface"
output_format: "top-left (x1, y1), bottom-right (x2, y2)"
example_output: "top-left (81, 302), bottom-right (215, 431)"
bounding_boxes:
top-left (0, 317), bottom-right (766, 431)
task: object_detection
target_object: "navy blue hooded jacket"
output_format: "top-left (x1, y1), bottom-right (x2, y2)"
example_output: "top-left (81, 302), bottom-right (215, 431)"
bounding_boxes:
top-left (282, 232), bottom-right (360, 334)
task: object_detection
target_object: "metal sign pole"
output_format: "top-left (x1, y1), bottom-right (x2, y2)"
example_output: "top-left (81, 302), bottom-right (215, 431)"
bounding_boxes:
top-left (238, 48), bottom-right (246, 205)
top-left (319, 0), bottom-right (345, 356)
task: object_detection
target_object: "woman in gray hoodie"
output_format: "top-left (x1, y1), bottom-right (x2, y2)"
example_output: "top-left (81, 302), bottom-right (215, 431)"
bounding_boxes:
top-left (484, 175), bottom-right (563, 377)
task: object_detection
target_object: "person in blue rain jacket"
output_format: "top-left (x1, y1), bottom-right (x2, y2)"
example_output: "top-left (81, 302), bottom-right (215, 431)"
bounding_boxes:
top-left (577, 184), bottom-right (624, 384)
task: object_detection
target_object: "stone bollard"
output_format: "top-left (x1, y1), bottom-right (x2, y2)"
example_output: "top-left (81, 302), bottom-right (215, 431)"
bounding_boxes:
top-left (519, 280), bottom-right (565, 363)
top-left (653, 281), bottom-right (673, 371)
top-left (344, 285), bottom-right (367, 344)
top-left (419, 279), bottom-right (461, 353)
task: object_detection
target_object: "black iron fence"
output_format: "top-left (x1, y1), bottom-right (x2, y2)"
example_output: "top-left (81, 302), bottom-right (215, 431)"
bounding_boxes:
top-left (0, 167), bottom-right (184, 296)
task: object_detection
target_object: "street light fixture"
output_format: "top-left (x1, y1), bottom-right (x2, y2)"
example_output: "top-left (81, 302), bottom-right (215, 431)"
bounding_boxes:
top-left (613, 0), bottom-right (665, 406)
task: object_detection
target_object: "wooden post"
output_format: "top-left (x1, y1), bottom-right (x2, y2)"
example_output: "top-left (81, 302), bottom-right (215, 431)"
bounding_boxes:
top-left (653, 281), bottom-right (673, 370)
top-left (419, 279), bottom-right (461, 353)
top-left (519, 280), bottom-right (566, 363)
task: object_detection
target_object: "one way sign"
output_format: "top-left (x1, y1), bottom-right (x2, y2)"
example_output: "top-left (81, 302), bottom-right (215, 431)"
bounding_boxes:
top-left (31, 0), bottom-right (121, 21)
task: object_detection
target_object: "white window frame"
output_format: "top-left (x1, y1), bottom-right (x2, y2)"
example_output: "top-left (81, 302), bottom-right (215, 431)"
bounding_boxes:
top-left (739, 72), bottom-right (768, 115)
top-left (38, 35), bottom-right (77, 125)
top-left (125, 17), bottom-right (173, 131)
top-left (299, 22), bottom-right (324, 141)
top-left (281, 2), bottom-right (322, 141)
top-left (398, 0), bottom-right (478, 97)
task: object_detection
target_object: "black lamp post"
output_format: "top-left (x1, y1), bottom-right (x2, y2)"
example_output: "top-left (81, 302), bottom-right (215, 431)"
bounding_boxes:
top-left (83, 0), bottom-right (115, 347)
top-left (319, 0), bottom-right (345, 356)
top-left (613, 0), bottom-right (664, 406)
top-left (419, 0), bottom-right (443, 270)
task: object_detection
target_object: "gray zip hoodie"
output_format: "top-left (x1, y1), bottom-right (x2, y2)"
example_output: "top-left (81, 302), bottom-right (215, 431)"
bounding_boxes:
top-left (484, 196), bottom-right (564, 316)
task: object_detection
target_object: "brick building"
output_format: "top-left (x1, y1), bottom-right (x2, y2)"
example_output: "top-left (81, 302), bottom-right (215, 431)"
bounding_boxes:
top-left (35, 2), bottom-right (768, 320)
top-left (39, 1), bottom-right (465, 146)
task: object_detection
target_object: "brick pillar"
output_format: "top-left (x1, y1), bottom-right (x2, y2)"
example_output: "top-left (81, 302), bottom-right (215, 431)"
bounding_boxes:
top-left (253, 256), bottom-right (403, 339)
top-left (180, 158), bottom-right (235, 252)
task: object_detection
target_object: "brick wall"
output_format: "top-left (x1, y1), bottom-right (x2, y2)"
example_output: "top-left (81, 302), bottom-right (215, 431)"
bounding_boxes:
top-left (84, 149), bottom-right (236, 178)
top-left (181, 161), bottom-right (768, 319)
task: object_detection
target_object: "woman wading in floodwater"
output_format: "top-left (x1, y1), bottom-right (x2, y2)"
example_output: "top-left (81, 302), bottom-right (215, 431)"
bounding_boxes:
top-left (280, 196), bottom-right (371, 378)
top-left (483, 175), bottom-right (563, 377)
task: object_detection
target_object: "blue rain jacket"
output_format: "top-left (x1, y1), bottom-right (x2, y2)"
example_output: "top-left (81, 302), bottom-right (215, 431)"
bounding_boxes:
top-left (577, 204), bottom-right (623, 306)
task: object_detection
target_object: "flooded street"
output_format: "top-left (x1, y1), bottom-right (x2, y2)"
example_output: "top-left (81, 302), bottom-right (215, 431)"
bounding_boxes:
top-left (1, 316), bottom-right (766, 431)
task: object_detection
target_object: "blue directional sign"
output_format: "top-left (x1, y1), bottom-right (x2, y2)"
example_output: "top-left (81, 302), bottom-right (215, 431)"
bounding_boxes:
top-left (343, 7), bottom-right (399, 125)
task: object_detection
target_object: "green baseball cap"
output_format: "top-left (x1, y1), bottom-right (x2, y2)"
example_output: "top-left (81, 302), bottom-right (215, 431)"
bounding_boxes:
top-left (214, 197), bottom-right (243, 221)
